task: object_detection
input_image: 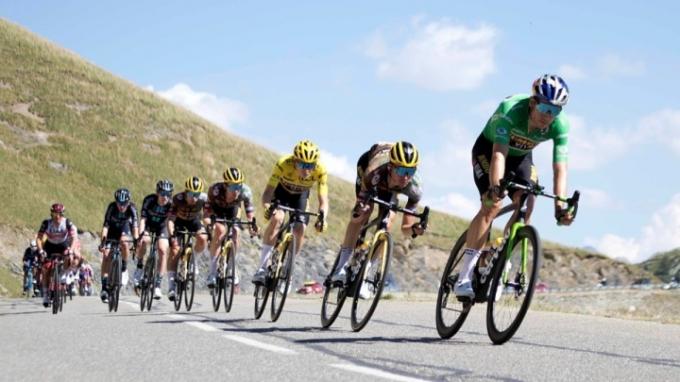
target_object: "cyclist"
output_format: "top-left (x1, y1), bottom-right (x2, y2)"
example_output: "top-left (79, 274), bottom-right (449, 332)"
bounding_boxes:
top-left (205, 167), bottom-right (258, 288)
top-left (22, 240), bottom-right (40, 296)
top-left (98, 188), bottom-right (139, 303)
top-left (78, 259), bottom-right (94, 296)
top-left (166, 176), bottom-right (208, 302)
top-left (454, 74), bottom-right (575, 298)
top-left (132, 179), bottom-right (174, 300)
top-left (252, 140), bottom-right (328, 284)
top-left (330, 141), bottom-right (426, 284)
top-left (36, 203), bottom-right (77, 307)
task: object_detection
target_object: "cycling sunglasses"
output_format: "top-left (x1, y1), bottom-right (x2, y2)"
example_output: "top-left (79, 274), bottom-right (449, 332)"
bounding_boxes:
top-left (536, 102), bottom-right (562, 116)
top-left (394, 166), bottom-right (416, 177)
top-left (227, 184), bottom-right (243, 192)
top-left (186, 191), bottom-right (201, 198)
top-left (158, 191), bottom-right (172, 197)
top-left (296, 161), bottom-right (316, 170)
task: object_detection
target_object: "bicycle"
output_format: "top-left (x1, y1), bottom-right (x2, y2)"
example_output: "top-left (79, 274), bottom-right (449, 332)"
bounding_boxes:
top-left (253, 203), bottom-right (318, 322)
top-left (436, 179), bottom-right (579, 344)
top-left (103, 239), bottom-right (132, 313)
top-left (321, 196), bottom-right (429, 332)
top-left (47, 254), bottom-right (67, 315)
top-left (173, 229), bottom-right (207, 312)
top-left (211, 218), bottom-right (258, 313)
top-left (23, 262), bottom-right (35, 299)
top-left (139, 232), bottom-right (159, 312)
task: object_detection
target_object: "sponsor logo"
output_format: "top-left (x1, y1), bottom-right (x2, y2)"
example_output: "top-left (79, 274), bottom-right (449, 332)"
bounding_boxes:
top-left (496, 126), bottom-right (508, 135)
top-left (509, 134), bottom-right (538, 150)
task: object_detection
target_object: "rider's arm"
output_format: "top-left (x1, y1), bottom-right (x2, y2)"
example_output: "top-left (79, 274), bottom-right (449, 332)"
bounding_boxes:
top-left (129, 204), bottom-right (140, 240)
top-left (317, 167), bottom-right (329, 216)
top-left (138, 218), bottom-right (147, 237)
top-left (489, 143), bottom-right (509, 189)
top-left (261, 184), bottom-right (275, 207)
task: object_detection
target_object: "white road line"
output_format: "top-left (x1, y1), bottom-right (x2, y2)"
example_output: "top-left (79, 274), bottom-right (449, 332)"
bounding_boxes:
top-left (186, 321), bottom-right (219, 332)
top-left (222, 335), bottom-right (297, 355)
top-left (329, 363), bottom-right (430, 382)
top-left (122, 301), bottom-right (138, 309)
top-left (166, 314), bottom-right (184, 320)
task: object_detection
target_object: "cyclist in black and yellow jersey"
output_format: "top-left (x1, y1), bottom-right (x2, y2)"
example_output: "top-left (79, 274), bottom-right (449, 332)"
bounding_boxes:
top-left (330, 141), bottom-right (426, 284)
top-left (252, 140), bottom-right (329, 283)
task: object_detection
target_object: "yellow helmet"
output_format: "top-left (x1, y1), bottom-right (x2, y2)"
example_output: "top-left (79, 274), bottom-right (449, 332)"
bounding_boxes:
top-left (293, 140), bottom-right (319, 163)
top-left (184, 176), bottom-right (205, 193)
top-left (222, 167), bottom-right (244, 184)
top-left (389, 141), bottom-right (419, 168)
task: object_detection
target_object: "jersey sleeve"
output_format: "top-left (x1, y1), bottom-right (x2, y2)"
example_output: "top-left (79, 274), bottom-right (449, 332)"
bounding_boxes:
top-left (551, 116), bottom-right (570, 163)
top-left (38, 219), bottom-right (48, 234)
top-left (316, 164), bottom-right (329, 197)
top-left (241, 184), bottom-right (255, 214)
top-left (404, 176), bottom-right (423, 210)
top-left (267, 157), bottom-right (287, 188)
top-left (129, 204), bottom-right (139, 228)
top-left (485, 100), bottom-right (514, 145)
top-left (103, 203), bottom-right (114, 228)
top-left (140, 195), bottom-right (153, 219)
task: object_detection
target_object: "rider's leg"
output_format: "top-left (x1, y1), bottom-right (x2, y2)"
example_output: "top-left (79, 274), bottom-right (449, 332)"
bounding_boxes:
top-left (460, 195), bottom-right (503, 284)
top-left (258, 210), bottom-right (284, 271)
top-left (336, 203), bottom-right (373, 273)
top-left (209, 223), bottom-right (227, 278)
top-left (156, 238), bottom-right (169, 287)
top-left (134, 234), bottom-right (150, 286)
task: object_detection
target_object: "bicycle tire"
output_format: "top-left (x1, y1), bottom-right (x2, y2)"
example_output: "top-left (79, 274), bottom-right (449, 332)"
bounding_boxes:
top-left (113, 253), bottom-right (122, 312)
top-left (320, 249), bottom-right (348, 329)
top-left (51, 263), bottom-right (60, 315)
top-left (212, 244), bottom-right (225, 312)
top-left (350, 231), bottom-right (392, 332)
top-left (486, 225), bottom-right (541, 345)
top-left (435, 230), bottom-right (473, 339)
top-left (253, 284), bottom-right (269, 319)
top-left (184, 248), bottom-right (196, 311)
top-left (224, 245), bottom-right (236, 313)
top-left (174, 252), bottom-right (185, 312)
top-left (271, 237), bottom-right (295, 322)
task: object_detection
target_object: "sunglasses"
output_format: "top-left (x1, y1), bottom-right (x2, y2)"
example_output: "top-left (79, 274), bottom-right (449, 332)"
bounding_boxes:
top-left (296, 161), bottom-right (316, 170)
top-left (536, 102), bottom-right (562, 116)
top-left (158, 191), bottom-right (172, 197)
top-left (186, 192), bottom-right (201, 198)
top-left (116, 202), bottom-right (129, 208)
top-left (394, 166), bottom-right (417, 177)
top-left (227, 184), bottom-right (243, 192)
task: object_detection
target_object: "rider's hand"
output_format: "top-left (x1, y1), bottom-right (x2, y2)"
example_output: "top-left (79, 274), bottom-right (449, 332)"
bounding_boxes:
top-left (487, 185), bottom-right (506, 203)
top-left (411, 223), bottom-right (426, 237)
top-left (352, 199), bottom-right (371, 218)
top-left (314, 211), bottom-right (327, 233)
top-left (555, 205), bottom-right (575, 226)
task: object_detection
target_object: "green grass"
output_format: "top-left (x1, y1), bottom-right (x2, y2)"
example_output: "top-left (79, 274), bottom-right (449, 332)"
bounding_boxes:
top-left (0, 18), bottom-right (468, 250)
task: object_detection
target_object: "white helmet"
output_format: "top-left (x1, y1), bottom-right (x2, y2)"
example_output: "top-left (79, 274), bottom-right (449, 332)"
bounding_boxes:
top-left (532, 74), bottom-right (570, 106)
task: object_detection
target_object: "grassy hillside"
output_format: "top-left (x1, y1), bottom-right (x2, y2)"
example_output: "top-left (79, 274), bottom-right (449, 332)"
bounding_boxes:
top-left (641, 248), bottom-right (680, 282)
top-left (0, 18), bottom-right (467, 249)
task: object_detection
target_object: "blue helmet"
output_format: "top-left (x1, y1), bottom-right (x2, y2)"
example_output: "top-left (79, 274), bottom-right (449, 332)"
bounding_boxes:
top-left (532, 74), bottom-right (569, 106)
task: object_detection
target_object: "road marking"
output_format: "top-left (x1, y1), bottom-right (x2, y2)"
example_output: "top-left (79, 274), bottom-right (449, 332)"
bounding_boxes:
top-left (223, 335), bottom-right (297, 355)
top-left (167, 314), bottom-right (184, 320)
top-left (122, 301), bottom-right (138, 309)
top-left (329, 363), bottom-right (430, 382)
top-left (186, 321), bottom-right (219, 332)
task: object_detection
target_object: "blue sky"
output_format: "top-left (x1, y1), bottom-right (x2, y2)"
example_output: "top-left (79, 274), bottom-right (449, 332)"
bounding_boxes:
top-left (3, 1), bottom-right (680, 262)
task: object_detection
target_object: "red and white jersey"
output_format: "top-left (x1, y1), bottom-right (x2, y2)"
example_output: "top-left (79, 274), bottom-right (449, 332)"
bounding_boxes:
top-left (38, 218), bottom-right (76, 245)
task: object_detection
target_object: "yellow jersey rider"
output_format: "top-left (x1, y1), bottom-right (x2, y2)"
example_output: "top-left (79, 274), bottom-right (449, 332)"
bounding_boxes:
top-left (253, 140), bottom-right (329, 284)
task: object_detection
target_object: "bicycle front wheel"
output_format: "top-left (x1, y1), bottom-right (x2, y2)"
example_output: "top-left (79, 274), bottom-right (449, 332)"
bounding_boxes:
top-left (174, 254), bottom-right (186, 312)
top-left (271, 238), bottom-right (295, 322)
top-left (223, 246), bottom-right (236, 313)
top-left (212, 247), bottom-right (225, 312)
top-left (184, 249), bottom-right (196, 311)
top-left (436, 230), bottom-right (473, 339)
top-left (253, 284), bottom-right (269, 319)
top-left (486, 225), bottom-right (541, 345)
top-left (350, 231), bottom-right (392, 332)
top-left (320, 250), bottom-right (348, 329)
top-left (109, 254), bottom-right (121, 313)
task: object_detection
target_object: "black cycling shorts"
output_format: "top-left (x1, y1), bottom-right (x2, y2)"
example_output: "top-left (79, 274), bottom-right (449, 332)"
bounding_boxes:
top-left (273, 184), bottom-right (310, 225)
top-left (44, 241), bottom-right (69, 256)
top-left (471, 134), bottom-right (538, 198)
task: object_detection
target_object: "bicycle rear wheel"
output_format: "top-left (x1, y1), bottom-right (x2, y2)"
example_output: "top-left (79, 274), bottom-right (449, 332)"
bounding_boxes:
top-left (108, 254), bottom-right (121, 312)
top-left (486, 225), bottom-right (541, 345)
top-left (51, 264), bottom-right (60, 315)
top-left (184, 249), bottom-right (196, 311)
top-left (143, 252), bottom-right (157, 312)
top-left (271, 239), bottom-right (295, 322)
top-left (223, 246), bottom-right (236, 313)
top-left (253, 284), bottom-right (269, 319)
top-left (436, 230), bottom-right (473, 339)
top-left (350, 231), bottom-right (392, 332)
top-left (320, 250), bottom-right (348, 329)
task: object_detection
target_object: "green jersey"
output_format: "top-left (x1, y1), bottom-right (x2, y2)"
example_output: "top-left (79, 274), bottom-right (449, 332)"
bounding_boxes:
top-left (481, 94), bottom-right (569, 163)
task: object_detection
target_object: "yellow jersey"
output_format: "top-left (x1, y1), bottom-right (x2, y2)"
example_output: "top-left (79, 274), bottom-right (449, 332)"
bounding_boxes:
top-left (267, 155), bottom-right (328, 196)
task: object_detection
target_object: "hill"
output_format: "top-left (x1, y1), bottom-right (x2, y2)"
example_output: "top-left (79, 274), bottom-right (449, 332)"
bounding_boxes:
top-left (641, 248), bottom-right (680, 282)
top-left (0, 18), bottom-right (654, 296)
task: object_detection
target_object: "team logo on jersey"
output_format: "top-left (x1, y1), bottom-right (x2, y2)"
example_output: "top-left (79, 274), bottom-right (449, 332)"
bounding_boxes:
top-left (496, 127), bottom-right (508, 135)
top-left (509, 134), bottom-right (538, 150)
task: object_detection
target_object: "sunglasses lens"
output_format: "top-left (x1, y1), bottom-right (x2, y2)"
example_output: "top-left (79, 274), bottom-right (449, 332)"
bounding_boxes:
top-left (395, 167), bottom-right (416, 177)
top-left (297, 162), bottom-right (315, 170)
top-left (228, 184), bottom-right (242, 192)
top-left (537, 103), bottom-right (561, 116)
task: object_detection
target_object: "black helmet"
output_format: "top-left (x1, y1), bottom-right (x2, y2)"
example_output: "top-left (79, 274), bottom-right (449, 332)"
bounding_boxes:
top-left (114, 188), bottom-right (131, 204)
top-left (156, 179), bottom-right (174, 195)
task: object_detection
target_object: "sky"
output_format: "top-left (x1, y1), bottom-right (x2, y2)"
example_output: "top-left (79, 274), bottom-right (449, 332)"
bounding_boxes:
top-left (3, 1), bottom-right (680, 263)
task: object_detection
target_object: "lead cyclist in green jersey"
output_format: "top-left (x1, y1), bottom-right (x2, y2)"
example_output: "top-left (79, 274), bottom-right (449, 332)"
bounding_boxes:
top-left (455, 74), bottom-right (576, 298)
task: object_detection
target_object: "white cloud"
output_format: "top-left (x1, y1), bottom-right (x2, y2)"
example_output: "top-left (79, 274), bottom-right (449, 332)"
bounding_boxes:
top-left (557, 64), bottom-right (586, 80)
top-left (638, 109), bottom-right (680, 155)
top-left (151, 83), bottom-right (248, 131)
top-left (580, 188), bottom-right (617, 209)
top-left (420, 119), bottom-right (476, 191)
top-left (567, 115), bottom-right (640, 171)
top-left (473, 99), bottom-right (499, 118)
top-left (427, 192), bottom-right (479, 220)
top-left (598, 53), bottom-right (645, 77)
top-left (365, 18), bottom-right (497, 91)
top-left (320, 150), bottom-right (355, 182)
top-left (587, 193), bottom-right (680, 262)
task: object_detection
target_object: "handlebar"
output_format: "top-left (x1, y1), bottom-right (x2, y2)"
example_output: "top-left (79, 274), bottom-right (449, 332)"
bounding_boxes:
top-left (501, 174), bottom-right (580, 221)
top-left (268, 202), bottom-right (320, 217)
top-left (366, 196), bottom-right (430, 238)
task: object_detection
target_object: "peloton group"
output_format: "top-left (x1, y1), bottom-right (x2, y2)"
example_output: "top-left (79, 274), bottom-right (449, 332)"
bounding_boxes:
top-left (30, 74), bottom-right (576, 309)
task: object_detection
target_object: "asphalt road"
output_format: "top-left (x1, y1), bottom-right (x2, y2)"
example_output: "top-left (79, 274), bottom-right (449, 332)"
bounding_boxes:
top-left (1, 293), bottom-right (678, 381)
